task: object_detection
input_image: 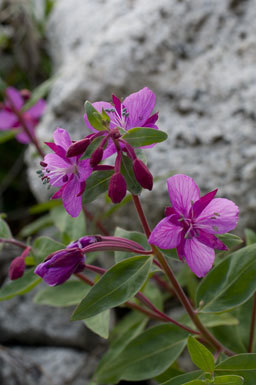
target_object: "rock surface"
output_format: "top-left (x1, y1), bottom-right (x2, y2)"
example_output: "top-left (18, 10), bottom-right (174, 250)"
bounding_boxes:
top-left (27, 0), bottom-right (256, 231)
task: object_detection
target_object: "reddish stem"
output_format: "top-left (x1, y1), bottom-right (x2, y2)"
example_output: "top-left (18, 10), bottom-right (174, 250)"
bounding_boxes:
top-left (0, 238), bottom-right (28, 249)
top-left (82, 206), bottom-right (109, 236)
top-left (248, 292), bottom-right (256, 353)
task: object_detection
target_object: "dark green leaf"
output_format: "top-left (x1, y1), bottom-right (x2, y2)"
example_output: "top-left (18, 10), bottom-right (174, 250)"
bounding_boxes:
top-left (122, 127), bottom-right (168, 147)
top-left (214, 375), bottom-right (244, 384)
top-left (72, 255), bottom-right (152, 320)
top-left (196, 244), bottom-right (256, 313)
top-left (83, 170), bottom-right (114, 204)
top-left (84, 309), bottom-right (110, 339)
top-left (29, 199), bottom-right (62, 214)
top-left (84, 101), bottom-right (106, 131)
top-left (215, 354), bottom-right (256, 385)
top-left (183, 381), bottom-right (205, 385)
top-left (96, 324), bottom-right (187, 383)
top-left (0, 269), bottom-right (41, 301)
top-left (160, 248), bottom-right (179, 260)
top-left (245, 229), bottom-right (256, 245)
top-left (33, 280), bottom-right (90, 307)
top-left (121, 154), bottom-right (142, 195)
top-left (187, 336), bottom-right (215, 373)
top-left (160, 371), bottom-right (202, 385)
top-left (114, 227), bottom-right (150, 262)
top-left (81, 136), bottom-right (104, 159)
top-left (33, 236), bottom-right (64, 263)
top-left (216, 233), bottom-right (243, 250)
top-left (183, 312), bottom-right (238, 330)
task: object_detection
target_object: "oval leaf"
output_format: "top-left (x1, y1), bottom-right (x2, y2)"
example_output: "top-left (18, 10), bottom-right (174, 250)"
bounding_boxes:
top-left (0, 217), bottom-right (12, 238)
top-left (122, 127), bottom-right (168, 147)
top-left (83, 170), bottom-right (114, 204)
top-left (84, 101), bottom-right (106, 131)
top-left (187, 336), bottom-right (215, 373)
top-left (96, 324), bottom-right (187, 383)
top-left (84, 309), bottom-right (110, 339)
top-left (0, 269), bottom-right (41, 301)
top-left (72, 255), bottom-right (152, 320)
top-left (160, 371), bottom-right (202, 385)
top-left (215, 354), bottom-right (256, 385)
top-left (183, 381), bottom-right (205, 385)
top-left (196, 244), bottom-right (256, 313)
top-left (121, 154), bottom-right (142, 195)
top-left (214, 375), bottom-right (244, 384)
top-left (33, 236), bottom-right (64, 263)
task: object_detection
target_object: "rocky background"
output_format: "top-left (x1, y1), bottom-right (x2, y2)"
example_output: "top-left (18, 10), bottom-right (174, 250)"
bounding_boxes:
top-left (1, 0), bottom-right (256, 383)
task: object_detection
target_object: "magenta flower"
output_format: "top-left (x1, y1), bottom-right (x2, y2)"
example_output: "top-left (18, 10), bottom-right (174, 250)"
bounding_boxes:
top-left (0, 87), bottom-right (46, 143)
top-left (35, 236), bottom-right (97, 286)
top-left (148, 174), bottom-right (239, 277)
top-left (40, 128), bottom-right (92, 217)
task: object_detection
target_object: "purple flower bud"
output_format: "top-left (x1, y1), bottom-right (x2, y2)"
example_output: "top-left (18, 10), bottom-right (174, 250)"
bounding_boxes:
top-left (90, 146), bottom-right (103, 167)
top-left (133, 158), bottom-right (153, 190)
top-left (9, 256), bottom-right (26, 280)
top-left (108, 172), bottom-right (127, 203)
top-left (68, 235), bottom-right (100, 249)
top-left (66, 138), bottom-right (91, 157)
top-left (34, 248), bottom-right (85, 286)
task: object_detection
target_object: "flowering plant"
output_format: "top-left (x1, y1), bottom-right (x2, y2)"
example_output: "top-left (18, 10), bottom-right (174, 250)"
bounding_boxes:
top-left (1, 85), bottom-right (256, 385)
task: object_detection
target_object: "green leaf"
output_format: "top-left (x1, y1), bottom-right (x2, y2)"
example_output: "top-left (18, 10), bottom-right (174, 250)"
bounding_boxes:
top-left (114, 227), bottom-right (150, 262)
top-left (214, 375), bottom-right (244, 384)
top-left (33, 280), bottom-right (90, 307)
top-left (0, 130), bottom-right (19, 144)
top-left (215, 354), bottom-right (256, 385)
top-left (196, 244), bottom-right (256, 313)
top-left (22, 77), bottom-right (54, 111)
top-left (183, 381), bottom-right (205, 385)
top-left (83, 170), bottom-right (114, 204)
top-left (19, 214), bottom-right (53, 237)
top-left (102, 194), bottom-right (132, 219)
top-left (121, 154), bottom-right (142, 195)
top-left (50, 206), bottom-right (86, 243)
top-left (81, 136), bottom-right (104, 159)
top-left (160, 371), bottom-right (202, 385)
top-left (245, 229), bottom-right (256, 245)
top-left (187, 336), bottom-right (215, 373)
top-left (29, 199), bottom-right (62, 214)
top-left (84, 309), bottom-right (110, 339)
top-left (122, 127), bottom-right (168, 147)
top-left (72, 255), bottom-right (152, 320)
top-left (0, 217), bottom-right (12, 238)
top-left (216, 233), bottom-right (243, 250)
top-left (96, 324), bottom-right (187, 383)
top-left (0, 269), bottom-right (41, 301)
top-left (183, 312), bottom-right (239, 330)
top-left (33, 236), bottom-right (64, 263)
top-left (84, 101), bottom-right (106, 131)
top-left (95, 317), bottom-right (147, 378)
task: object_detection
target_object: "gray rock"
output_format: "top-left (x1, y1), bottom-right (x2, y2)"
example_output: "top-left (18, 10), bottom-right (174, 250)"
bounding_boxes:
top-left (0, 285), bottom-right (98, 349)
top-left (0, 345), bottom-right (94, 385)
top-left (27, 0), bottom-right (256, 231)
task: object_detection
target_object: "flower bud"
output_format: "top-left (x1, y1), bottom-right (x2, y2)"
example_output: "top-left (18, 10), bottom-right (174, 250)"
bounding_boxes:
top-left (108, 172), bottom-right (127, 203)
top-left (9, 256), bottom-right (26, 280)
top-left (133, 158), bottom-right (153, 190)
top-left (68, 235), bottom-right (100, 249)
top-left (90, 146), bottom-right (104, 167)
top-left (66, 138), bottom-right (91, 157)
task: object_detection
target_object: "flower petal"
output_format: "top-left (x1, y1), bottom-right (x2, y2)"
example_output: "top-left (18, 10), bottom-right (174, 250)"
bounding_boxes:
top-left (184, 237), bottom-right (215, 278)
top-left (167, 174), bottom-right (200, 217)
top-left (124, 87), bottom-right (156, 129)
top-left (192, 189), bottom-right (217, 218)
top-left (53, 128), bottom-right (72, 150)
top-left (62, 176), bottom-right (82, 217)
top-left (197, 230), bottom-right (228, 250)
top-left (148, 217), bottom-right (183, 249)
top-left (0, 110), bottom-right (17, 129)
top-left (197, 198), bottom-right (239, 234)
top-left (78, 159), bottom-right (93, 181)
top-left (15, 120), bottom-right (35, 144)
top-left (27, 99), bottom-right (46, 119)
top-left (6, 87), bottom-right (23, 110)
top-left (84, 101), bottom-right (114, 132)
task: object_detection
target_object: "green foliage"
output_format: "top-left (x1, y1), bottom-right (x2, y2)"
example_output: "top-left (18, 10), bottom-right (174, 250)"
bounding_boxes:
top-left (33, 280), bottom-right (90, 307)
top-left (245, 228), bottom-right (256, 245)
top-left (95, 324), bottom-right (187, 383)
top-left (187, 336), bottom-right (215, 373)
top-left (0, 130), bottom-right (19, 144)
top-left (81, 136), bottom-right (104, 159)
top-left (72, 255), bottom-right (152, 320)
top-left (19, 214), bottom-right (53, 237)
top-left (32, 236), bottom-right (64, 263)
top-left (196, 244), bottom-right (256, 313)
top-left (0, 216), bottom-right (12, 238)
top-left (84, 101), bottom-right (107, 131)
top-left (216, 233), bottom-right (243, 250)
top-left (84, 310), bottom-right (110, 339)
top-left (122, 126), bottom-right (168, 147)
top-left (214, 375), bottom-right (244, 384)
top-left (22, 77), bottom-right (54, 111)
top-left (215, 354), bottom-right (256, 384)
top-left (114, 227), bottom-right (150, 262)
top-left (83, 170), bottom-right (114, 203)
top-left (160, 372), bottom-right (202, 385)
top-left (0, 269), bottom-right (41, 301)
top-left (121, 154), bottom-right (142, 195)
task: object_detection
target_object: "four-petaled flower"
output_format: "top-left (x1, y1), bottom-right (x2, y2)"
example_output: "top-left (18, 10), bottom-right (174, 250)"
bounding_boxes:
top-left (40, 128), bottom-right (92, 217)
top-left (148, 174), bottom-right (239, 277)
top-left (0, 87), bottom-right (46, 143)
top-left (35, 236), bottom-right (98, 286)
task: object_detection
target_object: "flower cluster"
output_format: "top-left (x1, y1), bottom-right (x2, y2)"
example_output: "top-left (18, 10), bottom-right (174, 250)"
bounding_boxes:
top-left (0, 87), bottom-right (45, 143)
top-left (40, 87), bottom-right (157, 216)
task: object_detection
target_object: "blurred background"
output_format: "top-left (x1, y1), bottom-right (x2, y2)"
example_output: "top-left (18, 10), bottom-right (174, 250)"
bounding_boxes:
top-left (1, 0), bottom-right (256, 383)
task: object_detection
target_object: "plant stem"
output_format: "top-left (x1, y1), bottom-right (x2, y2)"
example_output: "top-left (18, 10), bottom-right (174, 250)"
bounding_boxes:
top-left (131, 194), bottom-right (235, 356)
top-left (248, 292), bottom-right (256, 352)
top-left (75, 272), bottom-right (94, 286)
top-left (0, 238), bottom-right (28, 249)
top-left (82, 206), bottom-right (109, 236)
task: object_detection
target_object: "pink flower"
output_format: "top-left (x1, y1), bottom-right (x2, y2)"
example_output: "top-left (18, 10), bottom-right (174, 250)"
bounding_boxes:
top-left (0, 87), bottom-right (46, 143)
top-left (148, 174), bottom-right (239, 277)
top-left (40, 128), bottom-right (92, 217)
